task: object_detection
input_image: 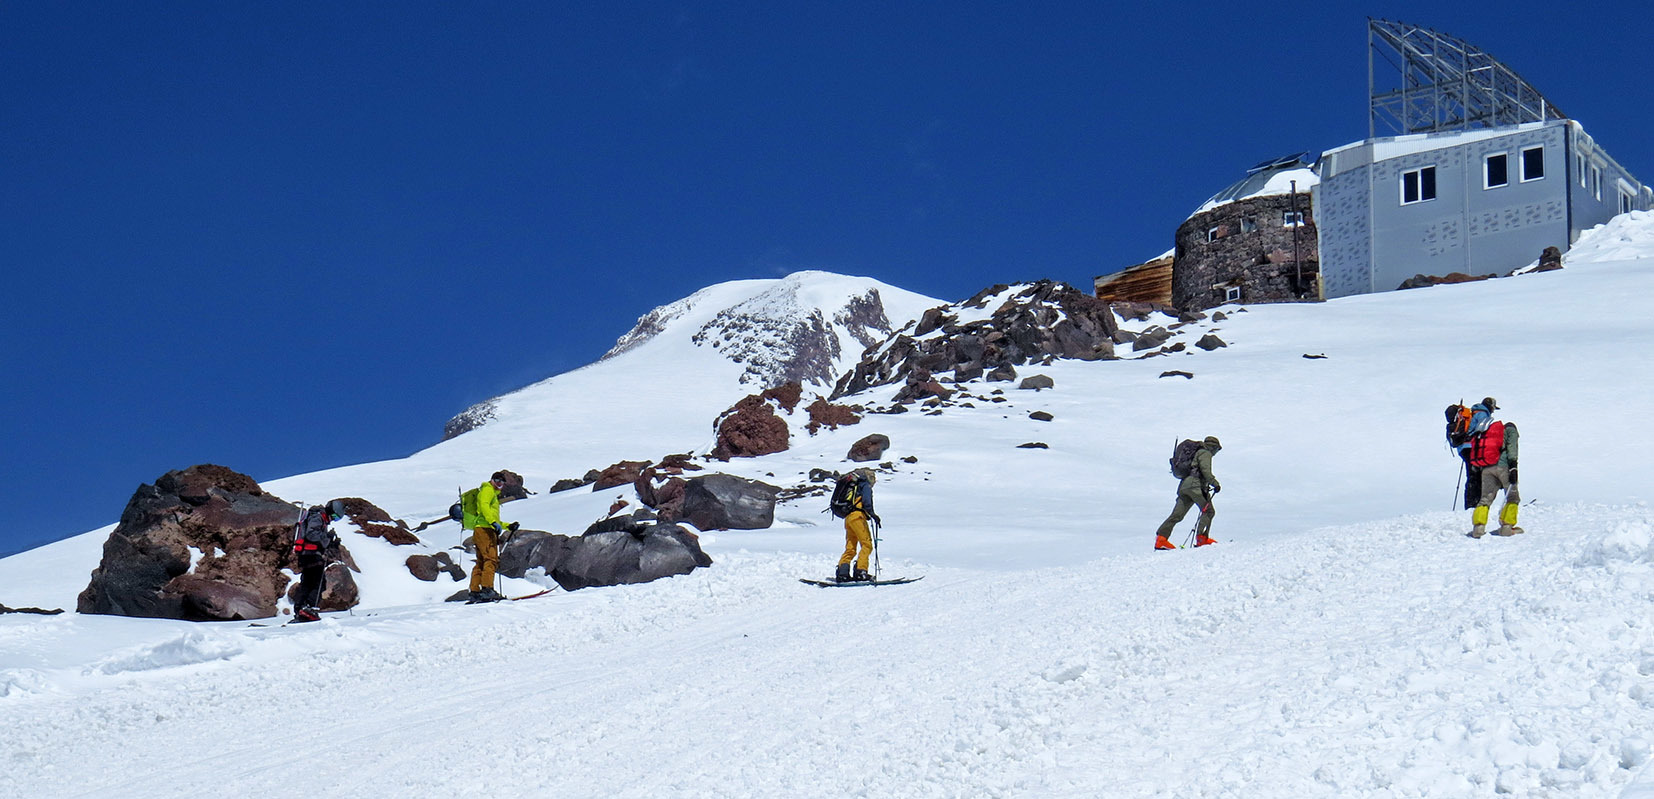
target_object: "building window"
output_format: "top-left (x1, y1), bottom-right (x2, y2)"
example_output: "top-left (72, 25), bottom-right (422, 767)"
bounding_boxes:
top-left (1576, 153), bottom-right (1587, 187)
top-left (1225, 286), bottom-right (1242, 303)
top-left (1401, 166), bottom-right (1437, 205)
top-left (1592, 166), bottom-right (1603, 201)
top-left (1240, 216), bottom-right (1257, 234)
top-left (1206, 226), bottom-right (1221, 242)
top-left (1623, 191), bottom-right (1635, 215)
top-left (1282, 210), bottom-right (1305, 227)
top-left (1485, 153), bottom-right (1509, 189)
top-left (1520, 146), bottom-right (1545, 182)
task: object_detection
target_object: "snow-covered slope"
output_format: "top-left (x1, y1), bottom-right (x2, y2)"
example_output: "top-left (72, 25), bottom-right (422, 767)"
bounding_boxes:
top-left (280, 271), bottom-right (936, 535)
top-left (6, 215), bottom-right (1654, 797)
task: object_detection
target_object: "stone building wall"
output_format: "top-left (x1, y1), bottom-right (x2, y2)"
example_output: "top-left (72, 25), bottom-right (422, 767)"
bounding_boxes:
top-left (1171, 193), bottom-right (1320, 311)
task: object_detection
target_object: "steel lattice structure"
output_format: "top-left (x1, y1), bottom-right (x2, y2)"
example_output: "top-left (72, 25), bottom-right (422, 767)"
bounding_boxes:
top-left (1368, 18), bottom-right (1565, 138)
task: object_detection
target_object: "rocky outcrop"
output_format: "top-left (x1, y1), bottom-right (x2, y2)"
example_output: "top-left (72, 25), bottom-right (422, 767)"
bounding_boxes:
top-left (443, 399), bottom-right (498, 441)
top-left (830, 281), bottom-right (1119, 400)
top-left (1397, 272), bottom-right (1496, 290)
top-left (77, 465), bottom-right (357, 622)
top-left (634, 467), bottom-right (688, 522)
top-left (710, 384), bottom-right (800, 460)
top-left (679, 474), bottom-right (781, 530)
top-left (593, 460), bottom-right (652, 491)
top-left (805, 398), bottom-right (862, 433)
top-left (497, 524), bottom-right (713, 592)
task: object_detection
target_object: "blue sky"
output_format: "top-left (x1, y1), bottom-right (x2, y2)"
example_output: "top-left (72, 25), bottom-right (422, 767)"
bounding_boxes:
top-left (2, 2), bottom-right (1647, 557)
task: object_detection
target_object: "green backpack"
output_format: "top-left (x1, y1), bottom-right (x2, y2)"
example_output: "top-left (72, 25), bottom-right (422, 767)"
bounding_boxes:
top-left (449, 487), bottom-right (481, 524)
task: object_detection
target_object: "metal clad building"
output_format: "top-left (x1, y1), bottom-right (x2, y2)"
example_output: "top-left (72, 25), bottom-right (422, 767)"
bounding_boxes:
top-left (1315, 20), bottom-right (1651, 299)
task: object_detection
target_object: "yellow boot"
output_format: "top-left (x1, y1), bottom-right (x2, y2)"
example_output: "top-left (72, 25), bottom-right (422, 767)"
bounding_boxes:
top-left (1495, 503), bottom-right (1524, 536)
top-left (1469, 506), bottom-right (1489, 538)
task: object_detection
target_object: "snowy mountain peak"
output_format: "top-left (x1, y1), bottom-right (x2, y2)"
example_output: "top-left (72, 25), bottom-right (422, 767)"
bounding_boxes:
top-left (442, 271), bottom-right (940, 441)
top-left (604, 270), bottom-right (933, 389)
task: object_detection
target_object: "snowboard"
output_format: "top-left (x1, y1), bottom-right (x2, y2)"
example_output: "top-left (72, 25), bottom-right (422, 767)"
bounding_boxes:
top-left (798, 576), bottom-right (923, 588)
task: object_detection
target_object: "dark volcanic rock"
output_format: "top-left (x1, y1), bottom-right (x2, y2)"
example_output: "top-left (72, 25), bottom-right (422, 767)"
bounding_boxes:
top-left (76, 464), bottom-right (359, 621)
top-left (829, 280), bottom-right (1120, 401)
top-left (1019, 375), bottom-right (1054, 390)
top-left (1195, 334), bottom-right (1228, 351)
top-left (847, 434), bottom-right (892, 462)
top-left (710, 387), bottom-right (795, 460)
top-left (593, 460), bottom-right (652, 491)
top-left (805, 398), bottom-right (862, 434)
top-left (498, 525), bottom-right (713, 592)
top-left (680, 474), bottom-right (781, 531)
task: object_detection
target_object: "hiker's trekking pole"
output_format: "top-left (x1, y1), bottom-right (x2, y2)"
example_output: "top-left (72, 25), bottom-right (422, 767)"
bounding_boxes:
top-left (1453, 461), bottom-right (1465, 511)
top-left (871, 517), bottom-right (882, 579)
top-left (1182, 525), bottom-right (1197, 549)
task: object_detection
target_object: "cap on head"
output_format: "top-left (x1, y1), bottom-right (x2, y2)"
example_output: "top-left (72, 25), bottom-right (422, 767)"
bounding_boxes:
top-left (1203, 436), bottom-right (1222, 450)
top-left (1481, 397), bottom-right (1499, 411)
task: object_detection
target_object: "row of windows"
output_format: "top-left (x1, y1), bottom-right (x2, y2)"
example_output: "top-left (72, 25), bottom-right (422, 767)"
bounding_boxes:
top-left (1205, 211), bottom-right (1305, 241)
top-left (1483, 146), bottom-right (1545, 189)
top-left (1398, 143), bottom-right (1636, 212)
top-left (1401, 146), bottom-right (1546, 206)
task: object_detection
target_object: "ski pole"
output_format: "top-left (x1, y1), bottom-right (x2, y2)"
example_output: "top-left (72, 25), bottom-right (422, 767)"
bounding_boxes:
top-left (871, 517), bottom-right (882, 579)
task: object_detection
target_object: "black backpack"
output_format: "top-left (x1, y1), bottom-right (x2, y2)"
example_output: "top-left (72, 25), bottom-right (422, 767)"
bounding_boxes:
top-left (1444, 403), bottom-right (1474, 448)
top-left (828, 474), bottom-right (860, 518)
top-left (1169, 439), bottom-right (1202, 479)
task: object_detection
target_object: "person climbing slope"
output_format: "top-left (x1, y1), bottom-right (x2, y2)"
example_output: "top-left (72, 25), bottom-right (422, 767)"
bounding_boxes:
top-left (1155, 436), bottom-right (1222, 550)
top-left (1463, 398), bottom-right (1523, 538)
top-left (830, 468), bottom-right (881, 582)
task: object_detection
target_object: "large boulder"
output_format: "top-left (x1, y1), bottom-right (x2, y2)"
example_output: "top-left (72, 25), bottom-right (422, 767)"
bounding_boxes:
top-left (77, 464), bottom-right (357, 621)
top-left (710, 388), bottom-right (794, 460)
top-left (593, 460), bottom-right (651, 491)
top-left (679, 473), bottom-right (781, 531)
top-left (634, 467), bottom-right (688, 521)
top-left (497, 524), bottom-right (713, 591)
top-left (847, 434), bottom-right (891, 462)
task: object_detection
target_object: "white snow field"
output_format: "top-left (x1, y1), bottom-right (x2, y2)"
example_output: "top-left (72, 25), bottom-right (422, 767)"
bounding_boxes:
top-left (5, 213), bottom-right (1654, 797)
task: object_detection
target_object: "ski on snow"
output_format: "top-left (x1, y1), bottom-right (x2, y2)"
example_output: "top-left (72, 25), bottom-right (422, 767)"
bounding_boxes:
top-left (798, 576), bottom-right (924, 588)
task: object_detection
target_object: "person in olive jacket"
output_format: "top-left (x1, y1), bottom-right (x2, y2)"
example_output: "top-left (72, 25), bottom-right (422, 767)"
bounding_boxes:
top-left (1155, 436), bottom-right (1222, 550)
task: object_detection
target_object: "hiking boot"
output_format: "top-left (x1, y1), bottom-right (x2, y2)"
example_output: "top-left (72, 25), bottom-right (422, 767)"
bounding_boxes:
top-left (1467, 524), bottom-right (1486, 539)
top-left (852, 569), bottom-right (872, 582)
top-left (1194, 534), bottom-right (1217, 547)
top-left (293, 607), bottom-right (320, 623)
top-left (467, 590), bottom-right (503, 604)
top-left (1154, 535), bottom-right (1178, 551)
top-left (834, 563), bottom-right (852, 583)
top-left (1493, 524), bottom-right (1525, 537)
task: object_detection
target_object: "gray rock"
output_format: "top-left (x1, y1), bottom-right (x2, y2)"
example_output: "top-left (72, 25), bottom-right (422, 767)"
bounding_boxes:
top-left (1019, 375), bottom-right (1054, 390)
top-left (680, 474), bottom-right (781, 530)
top-left (500, 524), bottom-right (713, 592)
top-left (1195, 334), bottom-right (1228, 351)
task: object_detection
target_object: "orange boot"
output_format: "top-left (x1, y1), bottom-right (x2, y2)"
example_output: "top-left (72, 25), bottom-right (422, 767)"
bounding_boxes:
top-left (1195, 534), bottom-right (1217, 547)
top-left (1154, 535), bottom-right (1178, 550)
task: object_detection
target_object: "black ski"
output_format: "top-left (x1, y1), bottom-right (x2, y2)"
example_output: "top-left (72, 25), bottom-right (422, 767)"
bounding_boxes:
top-left (799, 576), bottom-right (923, 588)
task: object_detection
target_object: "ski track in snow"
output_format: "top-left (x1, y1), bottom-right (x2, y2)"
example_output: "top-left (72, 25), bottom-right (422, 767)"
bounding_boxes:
top-left (5, 503), bottom-right (1654, 798)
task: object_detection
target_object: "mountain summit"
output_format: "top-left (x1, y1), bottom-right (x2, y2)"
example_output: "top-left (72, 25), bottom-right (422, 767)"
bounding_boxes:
top-left (444, 271), bottom-right (939, 441)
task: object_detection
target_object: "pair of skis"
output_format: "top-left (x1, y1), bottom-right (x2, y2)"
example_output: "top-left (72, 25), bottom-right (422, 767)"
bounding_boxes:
top-left (798, 576), bottom-right (923, 588)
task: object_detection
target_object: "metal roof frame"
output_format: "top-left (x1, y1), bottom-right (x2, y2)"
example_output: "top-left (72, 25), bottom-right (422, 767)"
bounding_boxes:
top-left (1368, 18), bottom-right (1565, 138)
